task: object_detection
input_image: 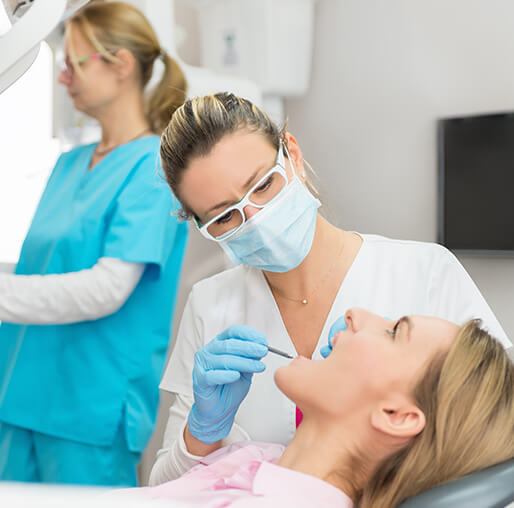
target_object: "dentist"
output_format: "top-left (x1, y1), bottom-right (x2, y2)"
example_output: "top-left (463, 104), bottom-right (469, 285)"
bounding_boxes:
top-left (149, 92), bottom-right (511, 484)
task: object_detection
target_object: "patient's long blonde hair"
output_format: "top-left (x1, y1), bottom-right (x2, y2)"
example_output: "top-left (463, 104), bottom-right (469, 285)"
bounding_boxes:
top-left (68, 1), bottom-right (187, 133)
top-left (359, 321), bottom-right (514, 507)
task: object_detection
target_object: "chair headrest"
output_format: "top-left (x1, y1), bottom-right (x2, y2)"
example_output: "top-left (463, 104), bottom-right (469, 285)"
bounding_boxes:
top-left (398, 458), bottom-right (514, 508)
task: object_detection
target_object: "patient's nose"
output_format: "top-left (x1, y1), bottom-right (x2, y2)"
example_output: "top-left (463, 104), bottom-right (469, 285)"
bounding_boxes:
top-left (345, 309), bottom-right (358, 332)
top-left (346, 308), bottom-right (387, 332)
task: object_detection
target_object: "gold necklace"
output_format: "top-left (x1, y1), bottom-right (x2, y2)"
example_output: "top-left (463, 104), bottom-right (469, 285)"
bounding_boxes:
top-left (271, 234), bottom-right (345, 305)
top-left (94, 127), bottom-right (152, 156)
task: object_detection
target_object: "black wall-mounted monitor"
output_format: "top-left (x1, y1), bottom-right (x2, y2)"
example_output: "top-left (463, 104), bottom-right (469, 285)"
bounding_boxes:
top-left (438, 112), bottom-right (514, 255)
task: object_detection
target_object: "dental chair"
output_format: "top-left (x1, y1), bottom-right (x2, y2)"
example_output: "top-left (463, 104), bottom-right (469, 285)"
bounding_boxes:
top-left (399, 458), bottom-right (514, 508)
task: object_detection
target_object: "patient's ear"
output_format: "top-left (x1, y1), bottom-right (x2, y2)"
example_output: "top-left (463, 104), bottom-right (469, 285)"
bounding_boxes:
top-left (370, 399), bottom-right (426, 439)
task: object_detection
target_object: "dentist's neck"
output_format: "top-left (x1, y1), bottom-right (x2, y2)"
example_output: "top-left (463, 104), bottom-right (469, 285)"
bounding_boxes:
top-left (263, 215), bottom-right (346, 298)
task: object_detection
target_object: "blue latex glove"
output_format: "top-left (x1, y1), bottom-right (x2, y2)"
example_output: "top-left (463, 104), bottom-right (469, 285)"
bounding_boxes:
top-left (320, 316), bottom-right (347, 358)
top-left (188, 325), bottom-right (268, 444)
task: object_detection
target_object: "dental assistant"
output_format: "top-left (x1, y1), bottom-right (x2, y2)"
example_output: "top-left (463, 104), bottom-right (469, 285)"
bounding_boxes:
top-left (0, 2), bottom-right (188, 486)
top-left (149, 93), bottom-right (512, 485)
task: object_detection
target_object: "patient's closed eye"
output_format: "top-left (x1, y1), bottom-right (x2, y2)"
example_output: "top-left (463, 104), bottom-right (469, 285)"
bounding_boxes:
top-left (387, 321), bottom-right (400, 340)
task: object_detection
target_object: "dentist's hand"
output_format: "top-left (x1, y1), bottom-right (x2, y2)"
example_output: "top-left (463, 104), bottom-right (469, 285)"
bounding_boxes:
top-left (320, 316), bottom-right (347, 358)
top-left (188, 325), bottom-right (268, 444)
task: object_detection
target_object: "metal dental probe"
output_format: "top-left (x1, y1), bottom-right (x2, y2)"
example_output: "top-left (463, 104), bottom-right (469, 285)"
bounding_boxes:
top-left (267, 346), bottom-right (294, 359)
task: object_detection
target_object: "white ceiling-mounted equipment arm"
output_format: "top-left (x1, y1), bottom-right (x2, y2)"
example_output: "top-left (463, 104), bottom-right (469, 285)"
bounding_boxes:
top-left (0, 0), bottom-right (89, 93)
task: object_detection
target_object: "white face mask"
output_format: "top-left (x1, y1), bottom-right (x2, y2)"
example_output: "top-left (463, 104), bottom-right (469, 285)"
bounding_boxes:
top-left (219, 171), bottom-right (321, 273)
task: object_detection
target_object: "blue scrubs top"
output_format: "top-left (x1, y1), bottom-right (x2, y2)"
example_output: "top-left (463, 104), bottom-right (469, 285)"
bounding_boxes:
top-left (0, 136), bottom-right (188, 451)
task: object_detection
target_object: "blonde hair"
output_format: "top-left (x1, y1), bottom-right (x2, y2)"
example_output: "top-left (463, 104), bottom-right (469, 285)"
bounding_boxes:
top-left (160, 92), bottom-right (318, 218)
top-left (68, 1), bottom-right (187, 134)
top-left (358, 321), bottom-right (514, 507)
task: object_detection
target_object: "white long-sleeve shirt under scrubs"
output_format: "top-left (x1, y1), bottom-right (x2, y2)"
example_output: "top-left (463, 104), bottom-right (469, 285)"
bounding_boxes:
top-left (0, 257), bottom-right (144, 324)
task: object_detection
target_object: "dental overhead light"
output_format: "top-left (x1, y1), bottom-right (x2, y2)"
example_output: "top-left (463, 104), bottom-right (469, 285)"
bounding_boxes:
top-left (0, 0), bottom-right (89, 93)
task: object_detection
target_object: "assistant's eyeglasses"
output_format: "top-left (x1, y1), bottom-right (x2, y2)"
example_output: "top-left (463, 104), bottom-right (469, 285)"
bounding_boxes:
top-left (58, 52), bottom-right (115, 76)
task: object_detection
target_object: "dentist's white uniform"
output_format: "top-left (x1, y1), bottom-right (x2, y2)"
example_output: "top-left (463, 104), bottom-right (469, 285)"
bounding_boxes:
top-left (150, 234), bottom-right (511, 485)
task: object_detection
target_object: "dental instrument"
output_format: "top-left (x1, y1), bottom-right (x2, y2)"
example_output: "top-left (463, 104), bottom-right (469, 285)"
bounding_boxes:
top-left (267, 346), bottom-right (294, 359)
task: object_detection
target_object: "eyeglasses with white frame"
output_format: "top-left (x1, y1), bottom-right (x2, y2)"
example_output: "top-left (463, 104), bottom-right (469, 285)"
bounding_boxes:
top-left (196, 142), bottom-right (291, 241)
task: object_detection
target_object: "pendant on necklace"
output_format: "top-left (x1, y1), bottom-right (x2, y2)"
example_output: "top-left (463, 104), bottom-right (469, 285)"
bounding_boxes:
top-left (302, 299), bottom-right (308, 305)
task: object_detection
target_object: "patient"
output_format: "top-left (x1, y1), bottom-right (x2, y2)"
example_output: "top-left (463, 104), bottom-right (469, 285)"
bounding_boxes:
top-left (127, 309), bottom-right (514, 507)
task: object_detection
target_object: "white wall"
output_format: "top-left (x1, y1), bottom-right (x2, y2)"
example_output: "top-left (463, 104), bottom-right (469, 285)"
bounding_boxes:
top-left (0, 42), bottom-right (60, 263)
top-left (286, 0), bottom-right (514, 340)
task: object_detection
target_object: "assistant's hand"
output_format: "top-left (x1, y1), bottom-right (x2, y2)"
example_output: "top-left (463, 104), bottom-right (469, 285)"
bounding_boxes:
top-left (320, 315), bottom-right (347, 358)
top-left (188, 325), bottom-right (268, 444)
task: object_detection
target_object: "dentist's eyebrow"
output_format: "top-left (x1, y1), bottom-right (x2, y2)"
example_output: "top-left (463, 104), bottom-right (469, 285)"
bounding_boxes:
top-left (204, 163), bottom-right (268, 216)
